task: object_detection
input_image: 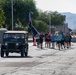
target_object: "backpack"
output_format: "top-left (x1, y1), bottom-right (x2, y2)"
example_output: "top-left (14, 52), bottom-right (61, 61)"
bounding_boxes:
top-left (64, 36), bottom-right (70, 41)
top-left (61, 34), bottom-right (65, 40)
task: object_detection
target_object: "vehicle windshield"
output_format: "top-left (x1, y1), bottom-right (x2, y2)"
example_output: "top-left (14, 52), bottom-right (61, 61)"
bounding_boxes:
top-left (3, 33), bottom-right (25, 39)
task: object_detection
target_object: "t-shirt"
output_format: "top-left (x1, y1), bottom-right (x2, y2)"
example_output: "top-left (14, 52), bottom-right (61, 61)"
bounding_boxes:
top-left (46, 35), bottom-right (51, 40)
top-left (51, 35), bottom-right (56, 41)
top-left (56, 34), bottom-right (62, 41)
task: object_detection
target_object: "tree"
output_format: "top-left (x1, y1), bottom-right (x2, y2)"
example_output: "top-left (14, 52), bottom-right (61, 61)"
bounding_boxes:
top-left (1, 0), bottom-right (38, 30)
top-left (35, 11), bottom-right (65, 32)
top-left (34, 20), bottom-right (48, 32)
top-left (51, 11), bottom-right (65, 26)
top-left (37, 11), bottom-right (65, 27)
top-left (37, 11), bottom-right (49, 25)
top-left (0, 8), bottom-right (6, 28)
top-left (0, 0), bottom-right (6, 4)
top-left (0, 0), bottom-right (65, 32)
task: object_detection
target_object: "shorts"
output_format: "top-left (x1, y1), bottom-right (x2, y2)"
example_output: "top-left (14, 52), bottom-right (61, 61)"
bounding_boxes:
top-left (36, 39), bottom-right (40, 42)
top-left (45, 39), bottom-right (48, 42)
top-left (57, 41), bottom-right (61, 44)
top-left (51, 41), bottom-right (55, 43)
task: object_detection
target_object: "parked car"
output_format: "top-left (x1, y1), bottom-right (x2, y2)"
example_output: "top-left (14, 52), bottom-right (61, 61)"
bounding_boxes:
top-left (1, 31), bottom-right (28, 57)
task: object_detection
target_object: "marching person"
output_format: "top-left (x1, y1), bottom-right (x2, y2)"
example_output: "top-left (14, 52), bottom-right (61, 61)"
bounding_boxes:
top-left (39, 32), bottom-right (44, 49)
top-left (61, 32), bottom-right (65, 49)
top-left (68, 33), bottom-right (72, 47)
top-left (46, 32), bottom-right (51, 48)
top-left (56, 31), bottom-right (62, 50)
top-left (51, 33), bottom-right (56, 49)
top-left (36, 33), bottom-right (40, 48)
top-left (64, 32), bottom-right (71, 48)
top-left (44, 32), bottom-right (49, 48)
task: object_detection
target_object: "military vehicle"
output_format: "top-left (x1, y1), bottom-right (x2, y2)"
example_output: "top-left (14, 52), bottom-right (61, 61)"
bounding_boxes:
top-left (1, 31), bottom-right (28, 57)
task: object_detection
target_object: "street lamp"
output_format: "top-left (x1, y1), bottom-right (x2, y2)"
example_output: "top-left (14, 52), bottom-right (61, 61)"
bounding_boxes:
top-left (11, 0), bottom-right (13, 30)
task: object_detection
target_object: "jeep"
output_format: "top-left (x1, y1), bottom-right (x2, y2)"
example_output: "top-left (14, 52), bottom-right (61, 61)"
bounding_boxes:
top-left (1, 31), bottom-right (28, 57)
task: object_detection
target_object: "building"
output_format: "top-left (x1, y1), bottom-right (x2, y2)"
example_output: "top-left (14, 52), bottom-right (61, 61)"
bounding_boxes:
top-left (55, 23), bottom-right (71, 34)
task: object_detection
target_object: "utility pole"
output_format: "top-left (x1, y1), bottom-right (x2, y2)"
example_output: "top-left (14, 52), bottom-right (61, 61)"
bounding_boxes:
top-left (49, 13), bottom-right (51, 33)
top-left (11, 0), bottom-right (13, 30)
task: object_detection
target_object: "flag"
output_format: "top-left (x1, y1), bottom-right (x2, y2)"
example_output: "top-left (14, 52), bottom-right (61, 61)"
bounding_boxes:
top-left (28, 12), bottom-right (32, 32)
top-left (31, 25), bottom-right (39, 36)
top-left (28, 12), bottom-right (39, 36)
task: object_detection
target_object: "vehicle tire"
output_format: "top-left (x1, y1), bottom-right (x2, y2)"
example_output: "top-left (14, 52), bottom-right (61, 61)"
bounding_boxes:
top-left (26, 44), bottom-right (28, 50)
top-left (21, 47), bottom-right (24, 57)
top-left (5, 52), bottom-right (9, 57)
top-left (25, 52), bottom-right (28, 56)
top-left (25, 44), bottom-right (28, 56)
top-left (1, 48), bottom-right (4, 57)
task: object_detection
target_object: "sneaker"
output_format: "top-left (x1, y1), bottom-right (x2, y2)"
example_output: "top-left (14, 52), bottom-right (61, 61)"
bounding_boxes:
top-left (67, 47), bottom-right (69, 48)
top-left (61, 47), bottom-right (63, 49)
top-left (41, 47), bottom-right (43, 49)
top-left (51, 47), bottom-right (54, 49)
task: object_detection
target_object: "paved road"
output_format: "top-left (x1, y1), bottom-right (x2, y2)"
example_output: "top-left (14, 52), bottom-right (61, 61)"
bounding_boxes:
top-left (0, 42), bottom-right (76, 75)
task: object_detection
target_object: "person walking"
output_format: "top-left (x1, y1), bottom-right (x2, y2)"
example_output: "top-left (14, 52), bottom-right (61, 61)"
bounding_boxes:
top-left (64, 32), bottom-right (71, 48)
top-left (51, 33), bottom-right (56, 49)
top-left (36, 34), bottom-right (40, 48)
top-left (44, 32), bottom-right (49, 48)
top-left (56, 31), bottom-right (62, 50)
top-left (46, 33), bottom-right (51, 48)
top-left (61, 32), bottom-right (65, 49)
top-left (39, 32), bottom-right (44, 49)
top-left (68, 33), bottom-right (72, 47)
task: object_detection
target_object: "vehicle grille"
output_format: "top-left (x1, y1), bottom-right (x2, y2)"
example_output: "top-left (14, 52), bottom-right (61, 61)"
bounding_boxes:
top-left (8, 43), bottom-right (16, 49)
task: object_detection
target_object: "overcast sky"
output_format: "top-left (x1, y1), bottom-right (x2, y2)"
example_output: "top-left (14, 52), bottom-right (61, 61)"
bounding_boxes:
top-left (35, 0), bottom-right (76, 14)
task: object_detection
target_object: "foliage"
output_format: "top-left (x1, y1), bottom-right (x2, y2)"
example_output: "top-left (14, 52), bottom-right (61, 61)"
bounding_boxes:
top-left (0, 0), bottom-right (65, 32)
top-left (0, 0), bottom-right (6, 5)
top-left (1, 0), bottom-right (38, 30)
top-left (37, 11), bottom-right (49, 25)
top-left (0, 8), bottom-right (6, 28)
top-left (34, 20), bottom-right (48, 32)
top-left (37, 11), bottom-right (65, 26)
top-left (51, 11), bottom-right (65, 26)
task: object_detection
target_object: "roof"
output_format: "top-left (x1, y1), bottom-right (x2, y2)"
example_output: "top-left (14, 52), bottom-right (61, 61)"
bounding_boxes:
top-left (68, 28), bottom-right (72, 31)
top-left (0, 28), bottom-right (7, 31)
top-left (4, 31), bottom-right (28, 34)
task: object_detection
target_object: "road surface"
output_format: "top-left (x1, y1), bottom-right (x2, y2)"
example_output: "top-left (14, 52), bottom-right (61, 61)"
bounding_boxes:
top-left (0, 42), bottom-right (76, 75)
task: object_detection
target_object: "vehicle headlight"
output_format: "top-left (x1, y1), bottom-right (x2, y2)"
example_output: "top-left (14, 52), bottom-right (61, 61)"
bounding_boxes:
top-left (16, 43), bottom-right (19, 46)
top-left (5, 43), bottom-right (8, 46)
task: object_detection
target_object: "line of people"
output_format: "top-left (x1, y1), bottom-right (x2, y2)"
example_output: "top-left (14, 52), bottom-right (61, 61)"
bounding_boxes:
top-left (35, 31), bottom-right (72, 50)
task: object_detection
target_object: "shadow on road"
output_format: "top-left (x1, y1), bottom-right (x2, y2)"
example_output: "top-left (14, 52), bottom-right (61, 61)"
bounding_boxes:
top-left (1, 56), bottom-right (33, 58)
